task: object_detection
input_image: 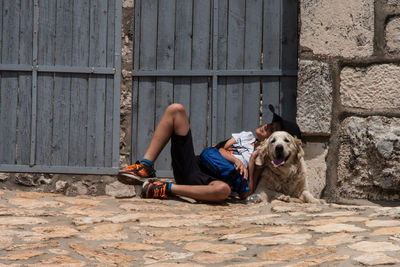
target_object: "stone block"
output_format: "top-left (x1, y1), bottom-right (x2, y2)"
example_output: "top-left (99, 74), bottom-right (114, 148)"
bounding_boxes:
top-left (340, 64), bottom-right (400, 109)
top-left (387, 0), bottom-right (400, 7)
top-left (303, 142), bottom-right (328, 198)
top-left (297, 60), bottom-right (332, 135)
top-left (300, 0), bottom-right (374, 58)
top-left (122, 0), bottom-right (133, 8)
top-left (105, 181), bottom-right (136, 198)
top-left (386, 17), bottom-right (400, 54)
top-left (338, 116), bottom-right (400, 200)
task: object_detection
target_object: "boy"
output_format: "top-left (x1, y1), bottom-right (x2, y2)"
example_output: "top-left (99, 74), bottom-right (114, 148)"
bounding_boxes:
top-left (119, 103), bottom-right (301, 202)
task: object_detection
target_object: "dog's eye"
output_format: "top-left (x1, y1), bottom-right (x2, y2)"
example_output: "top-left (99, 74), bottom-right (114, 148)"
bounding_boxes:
top-left (271, 138), bottom-right (276, 143)
top-left (284, 138), bottom-right (290, 143)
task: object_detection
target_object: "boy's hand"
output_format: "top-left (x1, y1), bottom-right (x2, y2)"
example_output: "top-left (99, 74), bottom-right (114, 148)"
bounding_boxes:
top-left (234, 159), bottom-right (248, 179)
top-left (239, 189), bottom-right (252, 199)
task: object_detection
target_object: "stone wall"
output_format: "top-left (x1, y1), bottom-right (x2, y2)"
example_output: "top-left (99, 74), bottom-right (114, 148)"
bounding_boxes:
top-left (120, 0), bottom-right (134, 167)
top-left (298, 0), bottom-right (400, 201)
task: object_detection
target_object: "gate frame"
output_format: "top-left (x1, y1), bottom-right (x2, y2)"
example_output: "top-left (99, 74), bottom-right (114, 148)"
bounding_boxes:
top-left (0, 0), bottom-right (122, 174)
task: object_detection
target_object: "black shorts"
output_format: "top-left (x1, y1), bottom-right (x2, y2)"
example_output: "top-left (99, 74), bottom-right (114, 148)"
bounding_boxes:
top-left (171, 130), bottom-right (216, 185)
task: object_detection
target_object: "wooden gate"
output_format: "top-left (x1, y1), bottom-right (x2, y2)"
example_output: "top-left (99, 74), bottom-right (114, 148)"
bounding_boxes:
top-left (132, 0), bottom-right (298, 177)
top-left (0, 0), bottom-right (122, 174)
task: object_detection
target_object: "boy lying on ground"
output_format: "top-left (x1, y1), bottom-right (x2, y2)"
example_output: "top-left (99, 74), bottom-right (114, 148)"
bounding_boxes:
top-left (118, 103), bottom-right (301, 202)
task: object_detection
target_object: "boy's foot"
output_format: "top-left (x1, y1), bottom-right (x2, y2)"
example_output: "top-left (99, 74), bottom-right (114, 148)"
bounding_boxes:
top-left (141, 181), bottom-right (171, 199)
top-left (118, 161), bottom-right (156, 185)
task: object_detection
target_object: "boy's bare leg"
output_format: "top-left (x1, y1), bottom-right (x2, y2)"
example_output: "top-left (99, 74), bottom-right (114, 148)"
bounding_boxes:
top-left (171, 181), bottom-right (231, 202)
top-left (142, 103), bottom-right (190, 162)
top-left (139, 104), bottom-right (231, 202)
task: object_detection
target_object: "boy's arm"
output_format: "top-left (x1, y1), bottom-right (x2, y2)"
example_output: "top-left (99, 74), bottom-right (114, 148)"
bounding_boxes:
top-left (240, 150), bottom-right (262, 199)
top-left (218, 137), bottom-right (248, 179)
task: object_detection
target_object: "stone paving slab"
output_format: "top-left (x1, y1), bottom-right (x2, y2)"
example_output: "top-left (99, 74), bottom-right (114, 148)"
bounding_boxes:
top-left (0, 189), bottom-right (400, 266)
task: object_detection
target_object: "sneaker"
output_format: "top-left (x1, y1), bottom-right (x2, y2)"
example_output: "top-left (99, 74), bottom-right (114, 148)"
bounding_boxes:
top-left (118, 161), bottom-right (156, 185)
top-left (141, 181), bottom-right (170, 199)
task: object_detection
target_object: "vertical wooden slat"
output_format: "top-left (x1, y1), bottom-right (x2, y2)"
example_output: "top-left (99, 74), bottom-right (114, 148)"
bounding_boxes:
top-left (104, 0), bottom-right (116, 167)
top-left (53, 0), bottom-right (73, 166)
top-left (36, 0), bottom-right (56, 165)
top-left (226, 0), bottom-right (245, 136)
top-left (216, 0), bottom-right (228, 142)
top-left (17, 0), bottom-right (33, 165)
top-left (0, 0), bottom-right (1, 125)
top-left (211, 0), bottom-right (218, 146)
top-left (243, 0), bottom-right (262, 132)
top-left (173, 0), bottom-right (192, 110)
top-left (280, 0), bottom-right (298, 122)
top-left (262, 0), bottom-right (281, 125)
top-left (0, 0), bottom-right (20, 164)
top-left (154, 0), bottom-right (175, 172)
top-left (136, 0), bottom-right (157, 162)
top-left (87, 0), bottom-right (108, 167)
top-left (69, 0), bottom-right (89, 167)
top-left (112, 0), bottom-right (122, 168)
top-left (30, 0), bottom-right (39, 166)
top-left (191, 0), bottom-right (211, 153)
top-left (0, 0), bottom-right (2, 63)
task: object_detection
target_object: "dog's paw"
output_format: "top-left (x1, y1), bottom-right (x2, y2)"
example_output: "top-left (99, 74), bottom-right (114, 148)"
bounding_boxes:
top-left (308, 198), bottom-right (326, 204)
top-left (277, 194), bottom-right (290, 202)
top-left (246, 193), bottom-right (265, 203)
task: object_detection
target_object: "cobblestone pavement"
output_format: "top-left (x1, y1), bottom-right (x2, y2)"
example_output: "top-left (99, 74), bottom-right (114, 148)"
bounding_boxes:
top-left (1, 189), bottom-right (400, 266)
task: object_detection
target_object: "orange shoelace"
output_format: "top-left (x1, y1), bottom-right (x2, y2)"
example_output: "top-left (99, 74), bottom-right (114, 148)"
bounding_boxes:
top-left (149, 182), bottom-right (167, 198)
top-left (122, 163), bottom-right (141, 172)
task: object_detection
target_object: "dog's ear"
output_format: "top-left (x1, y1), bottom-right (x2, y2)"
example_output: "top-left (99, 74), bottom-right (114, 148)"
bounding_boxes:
top-left (294, 137), bottom-right (304, 160)
top-left (255, 141), bottom-right (269, 166)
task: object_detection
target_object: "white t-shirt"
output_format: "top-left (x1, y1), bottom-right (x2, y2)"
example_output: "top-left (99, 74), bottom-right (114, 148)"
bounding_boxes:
top-left (230, 131), bottom-right (256, 168)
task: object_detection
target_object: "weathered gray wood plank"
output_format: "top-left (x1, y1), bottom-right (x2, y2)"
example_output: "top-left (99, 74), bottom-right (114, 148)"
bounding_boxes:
top-left (0, 0), bottom-right (20, 164)
top-left (173, 0), bottom-right (192, 111)
top-left (262, 0), bottom-right (281, 124)
top-left (263, 0), bottom-right (281, 70)
top-left (87, 0), bottom-right (108, 167)
top-left (112, 0), bottom-right (122, 168)
top-left (243, 0), bottom-right (263, 132)
top-left (216, 0), bottom-right (228, 142)
top-left (53, 0), bottom-right (73, 166)
top-left (191, 0), bottom-right (211, 154)
top-left (154, 0), bottom-right (175, 171)
top-left (104, 0), bottom-right (116, 167)
top-left (0, 0), bottom-right (2, 160)
top-left (17, 0), bottom-right (33, 165)
top-left (225, 0), bottom-right (245, 136)
top-left (36, 0), bottom-right (56, 165)
top-left (69, 0), bottom-right (90, 166)
top-left (280, 0), bottom-right (298, 122)
top-left (136, 0), bottom-right (157, 161)
top-left (0, 0), bottom-right (2, 63)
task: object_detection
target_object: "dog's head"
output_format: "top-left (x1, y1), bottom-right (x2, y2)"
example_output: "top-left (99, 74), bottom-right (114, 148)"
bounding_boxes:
top-left (255, 131), bottom-right (304, 168)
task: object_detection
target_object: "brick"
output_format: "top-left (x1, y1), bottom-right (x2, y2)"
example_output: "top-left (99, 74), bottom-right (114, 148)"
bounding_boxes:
top-left (338, 116), bottom-right (400, 200)
top-left (386, 17), bottom-right (400, 54)
top-left (300, 0), bottom-right (374, 58)
top-left (297, 60), bottom-right (332, 135)
top-left (340, 64), bottom-right (400, 109)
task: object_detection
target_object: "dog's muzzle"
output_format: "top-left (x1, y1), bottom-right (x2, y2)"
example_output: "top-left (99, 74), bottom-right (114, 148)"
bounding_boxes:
top-left (272, 145), bottom-right (289, 168)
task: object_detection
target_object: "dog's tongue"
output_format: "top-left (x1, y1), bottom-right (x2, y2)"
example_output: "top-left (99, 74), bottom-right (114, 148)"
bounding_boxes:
top-left (272, 159), bottom-right (285, 168)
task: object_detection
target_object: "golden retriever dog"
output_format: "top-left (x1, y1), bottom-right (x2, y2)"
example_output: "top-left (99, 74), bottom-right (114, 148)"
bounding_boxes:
top-left (250, 131), bottom-right (325, 204)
